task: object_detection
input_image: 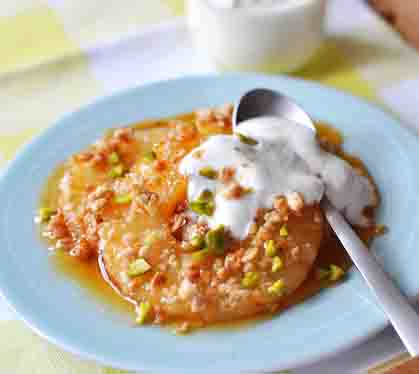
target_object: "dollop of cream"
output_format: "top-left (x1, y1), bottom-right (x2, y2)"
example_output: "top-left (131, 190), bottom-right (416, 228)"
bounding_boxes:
top-left (179, 116), bottom-right (377, 239)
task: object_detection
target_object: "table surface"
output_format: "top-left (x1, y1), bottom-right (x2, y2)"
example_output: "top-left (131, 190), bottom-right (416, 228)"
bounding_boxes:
top-left (1, 0), bottom-right (419, 373)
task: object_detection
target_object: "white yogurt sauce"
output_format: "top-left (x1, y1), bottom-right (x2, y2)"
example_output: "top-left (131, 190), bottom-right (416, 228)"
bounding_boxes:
top-left (179, 117), bottom-right (376, 239)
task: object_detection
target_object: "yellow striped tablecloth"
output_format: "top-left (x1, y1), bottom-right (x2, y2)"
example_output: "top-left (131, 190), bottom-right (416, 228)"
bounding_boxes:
top-left (1, 0), bottom-right (419, 373)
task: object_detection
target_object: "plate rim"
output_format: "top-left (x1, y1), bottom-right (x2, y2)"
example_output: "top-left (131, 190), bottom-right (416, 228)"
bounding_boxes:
top-left (0, 73), bottom-right (418, 372)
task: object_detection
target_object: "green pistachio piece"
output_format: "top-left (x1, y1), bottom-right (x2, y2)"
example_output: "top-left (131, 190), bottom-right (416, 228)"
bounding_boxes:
top-left (205, 225), bottom-right (225, 255)
top-left (264, 240), bottom-right (277, 257)
top-left (268, 279), bottom-right (285, 296)
top-left (135, 301), bottom-right (152, 325)
top-left (127, 258), bottom-right (151, 277)
top-left (199, 166), bottom-right (218, 179)
top-left (241, 271), bottom-right (260, 289)
top-left (236, 132), bottom-right (258, 145)
top-left (114, 193), bottom-right (132, 204)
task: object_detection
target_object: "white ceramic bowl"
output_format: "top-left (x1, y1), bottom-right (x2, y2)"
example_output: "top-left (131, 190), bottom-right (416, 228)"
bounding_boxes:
top-left (187, 0), bottom-right (326, 73)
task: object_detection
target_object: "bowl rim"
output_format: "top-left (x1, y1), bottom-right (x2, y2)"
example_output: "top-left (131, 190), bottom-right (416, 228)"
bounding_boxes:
top-left (189, 0), bottom-right (326, 18)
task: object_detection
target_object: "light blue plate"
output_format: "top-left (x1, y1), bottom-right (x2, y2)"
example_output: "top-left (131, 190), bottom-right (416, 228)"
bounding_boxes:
top-left (0, 74), bottom-right (419, 373)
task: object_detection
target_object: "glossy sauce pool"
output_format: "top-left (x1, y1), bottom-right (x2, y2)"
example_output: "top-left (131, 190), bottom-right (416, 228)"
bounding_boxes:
top-left (39, 115), bottom-right (379, 329)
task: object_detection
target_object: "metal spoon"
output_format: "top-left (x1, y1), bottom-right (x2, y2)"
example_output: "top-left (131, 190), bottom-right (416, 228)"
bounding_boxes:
top-left (233, 88), bottom-right (419, 356)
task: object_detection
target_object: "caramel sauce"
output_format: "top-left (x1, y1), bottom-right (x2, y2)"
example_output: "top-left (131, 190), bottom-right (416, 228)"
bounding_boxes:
top-left (39, 116), bottom-right (379, 329)
top-left (51, 252), bottom-right (135, 315)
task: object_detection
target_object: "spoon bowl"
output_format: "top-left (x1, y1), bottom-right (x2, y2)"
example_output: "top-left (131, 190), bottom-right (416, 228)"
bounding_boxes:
top-left (233, 88), bottom-right (315, 131)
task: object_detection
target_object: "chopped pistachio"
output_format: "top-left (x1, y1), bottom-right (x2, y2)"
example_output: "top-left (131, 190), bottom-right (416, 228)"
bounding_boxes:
top-left (316, 267), bottom-right (330, 281)
top-left (279, 224), bottom-right (289, 237)
top-left (189, 190), bottom-right (215, 216)
top-left (128, 258), bottom-right (151, 277)
top-left (264, 240), bottom-right (277, 257)
top-left (143, 150), bottom-right (157, 162)
top-left (173, 322), bottom-right (191, 335)
top-left (241, 271), bottom-right (259, 289)
top-left (268, 279), bottom-right (285, 296)
top-left (38, 207), bottom-right (57, 223)
top-left (199, 166), bottom-right (218, 179)
top-left (114, 193), bottom-right (132, 204)
top-left (104, 128), bottom-right (115, 138)
top-left (189, 200), bottom-right (215, 216)
top-left (199, 189), bottom-right (214, 201)
top-left (190, 235), bottom-right (205, 249)
top-left (196, 124), bottom-right (214, 136)
top-left (144, 230), bottom-right (162, 247)
top-left (374, 224), bottom-right (388, 236)
top-left (191, 248), bottom-right (210, 263)
top-left (108, 164), bottom-right (124, 178)
top-left (243, 186), bottom-right (254, 195)
top-left (205, 225), bottom-right (225, 255)
top-left (108, 151), bottom-right (120, 165)
top-left (236, 132), bottom-right (258, 145)
top-left (329, 264), bottom-right (345, 281)
top-left (316, 265), bottom-right (345, 281)
top-left (272, 256), bottom-right (283, 272)
top-left (136, 301), bottom-right (151, 325)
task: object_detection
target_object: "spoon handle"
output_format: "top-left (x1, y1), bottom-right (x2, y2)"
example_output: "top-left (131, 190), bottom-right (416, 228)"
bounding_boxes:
top-left (322, 199), bottom-right (419, 356)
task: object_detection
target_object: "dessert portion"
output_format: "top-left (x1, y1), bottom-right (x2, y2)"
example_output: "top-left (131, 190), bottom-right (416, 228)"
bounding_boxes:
top-left (38, 104), bottom-right (380, 332)
top-left (180, 116), bottom-right (376, 240)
